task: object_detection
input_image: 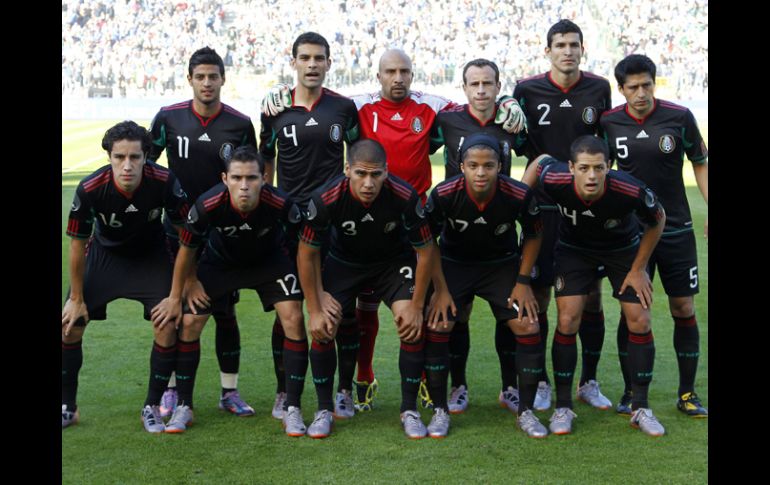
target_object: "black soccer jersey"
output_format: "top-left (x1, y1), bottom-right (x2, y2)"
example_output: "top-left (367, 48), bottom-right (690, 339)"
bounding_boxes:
top-left (180, 184), bottom-right (301, 266)
top-left (537, 157), bottom-right (664, 251)
top-left (259, 88), bottom-right (359, 207)
top-left (600, 99), bottom-right (707, 234)
top-left (148, 100), bottom-right (257, 201)
top-left (66, 163), bottom-right (189, 253)
top-left (424, 174), bottom-right (541, 263)
top-left (299, 174), bottom-right (432, 265)
top-left (429, 104), bottom-right (526, 179)
top-left (513, 71), bottom-right (612, 163)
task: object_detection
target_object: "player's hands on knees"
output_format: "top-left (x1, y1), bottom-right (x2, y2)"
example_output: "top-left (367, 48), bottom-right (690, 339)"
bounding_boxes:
top-left (395, 304), bottom-right (423, 342)
top-left (183, 278), bottom-right (210, 315)
top-left (320, 291), bottom-right (342, 323)
top-left (62, 299), bottom-right (89, 337)
top-left (150, 297), bottom-right (182, 330)
top-left (427, 289), bottom-right (456, 330)
top-left (308, 312), bottom-right (335, 342)
top-left (509, 283), bottom-right (539, 324)
top-left (495, 95), bottom-right (527, 134)
top-left (261, 83), bottom-right (292, 116)
top-left (620, 269), bottom-right (653, 309)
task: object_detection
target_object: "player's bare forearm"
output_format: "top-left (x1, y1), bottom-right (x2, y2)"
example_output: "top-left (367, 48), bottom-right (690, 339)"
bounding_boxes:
top-left (692, 161), bottom-right (708, 204)
top-left (298, 242), bottom-right (323, 314)
top-left (411, 243), bottom-right (435, 310)
top-left (264, 159), bottom-right (275, 186)
top-left (68, 238), bottom-right (88, 302)
top-left (429, 242), bottom-right (449, 294)
top-left (631, 213), bottom-right (665, 273)
top-left (521, 154), bottom-right (549, 187)
top-left (170, 245), bottom-right (196, 300)
top-left (519, 233), bottom-right (542, 279)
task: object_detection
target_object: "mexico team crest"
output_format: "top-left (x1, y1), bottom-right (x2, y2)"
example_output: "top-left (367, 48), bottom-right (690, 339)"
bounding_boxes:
top-left (604, 219), bottom-right (620, 229)
top-left (582, 107), bottom-right (597, 124)
top-left (219, 142), bottom-right (235, 161)
top-left (502, 141), bottom-right (510, 157)
top-left (384, 221), bottom-right (398, 233)
top-left (555, 275), bottom-right (565, 291)
top-left (411, 116), bottom-right (424, 134)
top-left (329, 124), bottom-right (342, 142)
top-left (659, 134), bottom-right (676, 153)
top-left (494, 223), bottom-right (511, 235)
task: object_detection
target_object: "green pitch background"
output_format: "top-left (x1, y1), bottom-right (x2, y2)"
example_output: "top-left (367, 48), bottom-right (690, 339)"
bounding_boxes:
top-left (61, 120), bottom-right (707, 484)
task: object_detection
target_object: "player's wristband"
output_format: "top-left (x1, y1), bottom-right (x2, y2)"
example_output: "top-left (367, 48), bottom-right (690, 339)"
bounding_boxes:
top-left (516, 274), bottom-right (531, 285)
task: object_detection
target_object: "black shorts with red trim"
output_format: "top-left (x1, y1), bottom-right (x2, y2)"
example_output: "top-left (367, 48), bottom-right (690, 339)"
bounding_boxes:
top-left (323, 253), bottom-right (416, 314)
top-left (441, 257), bottom-right (521, 321)
top-left (648, 230), bottom-right (699, 297)
top-left (190, 249), bottom-right (302, 315)
top-left (68, 238), bottom-right (174, 322)
top-left (553, 243), bottom-right (640, 303)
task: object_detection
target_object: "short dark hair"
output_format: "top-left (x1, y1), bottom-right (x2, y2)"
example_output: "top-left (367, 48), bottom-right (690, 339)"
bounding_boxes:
top-left (460, 132), bottom-right (501, 164)
top-left (188, 46), bottom-right (225, 77)
top-left (225, 145), bottom-right (264, 174)
top-left (546, 19), bottom-right (583, 47)
top-left (569, 135), bottom-right (609, 164)
top-left (462, 58), bottom-right (500, 84)
top-left (292, 32), bottom-right (330, 59)
top-left (348, 139), bottom-right (387, 167)
top-left (614, 54), bottom-right (657, 87)
top-left (101, 120), bottom-right (152, 154)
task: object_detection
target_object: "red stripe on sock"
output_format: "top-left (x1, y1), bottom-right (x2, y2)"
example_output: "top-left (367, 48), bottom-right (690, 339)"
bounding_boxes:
top-left (628, 331), bottom-right (654, 344)
top-left (284, 339), bottom-right (309, 352)
top-left (61, 341), bottom-right (82, 350)
top-left (427, 331), bottom-right (450, 343)
top-left (516, 335), bottom-right (541, 345)
top-left (400, 340), bottom-right (425, 352)
top-left (312, 340), bottom-right (335, 352)
top-left (673, 315), bottom-right (697, 327)
top-left (178, 341), bottom-right (200, 352)
top-left (554, 332), bottom-right (577, 345)
top-left (153, 343), bottom-right (177, 353)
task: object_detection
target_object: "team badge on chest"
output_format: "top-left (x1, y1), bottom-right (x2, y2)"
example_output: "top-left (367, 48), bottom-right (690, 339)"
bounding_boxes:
top-left (220, 142), bottom-right (234, 161)
top-left (582, 107), bottom-right (597, 125)
top-left (659, 134), bottom-right (676, 153)
top-left (411, 116), bottom-right (424, 134)
top-left (330, 124), bottom-right (342, 143)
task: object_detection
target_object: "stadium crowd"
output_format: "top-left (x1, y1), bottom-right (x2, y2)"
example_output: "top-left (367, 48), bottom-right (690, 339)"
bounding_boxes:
top-left (61, 0), bottom-right (707, 100)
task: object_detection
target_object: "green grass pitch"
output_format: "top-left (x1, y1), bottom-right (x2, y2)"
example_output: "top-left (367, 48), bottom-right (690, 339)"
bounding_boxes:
top-left (61, 120), bottom-right (707, 484)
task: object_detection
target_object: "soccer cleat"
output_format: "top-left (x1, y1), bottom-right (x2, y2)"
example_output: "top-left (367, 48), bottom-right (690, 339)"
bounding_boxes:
top-left (499, 386), bottom-right (519, 414)
top-left (219, 390), bottom-right (255, 417)
top-left (400, 410), bottom-right (428, 439)
top-left (282, 406), bottom-right (306, 437)
top-left (418, 378), bottom-right (434, 410)
top-left (62, 404), bottom-right (79, 429)
top-left (448, 385), bottom-right (469, 414)
top-left (165, 404), bottom-right (193, 433)
top-left (677, 392), bottom-right (708, 418)
top-left (141, 405), bottom-right (166, 434)
top-left (517, 409), bottom-right (548, 438)
top-left (576, 380), bottom-right (612, 410)
top-left (427, 408), bottom-right (451, 438)
top-left (616, 391), bottom-right (633, 415)
top-left (334, 390), bottom-right (355, 419)
top-left (354, 378), bottom-right (379, 412)
top-left (630, 408), bottom-right (665, 436)
top-left (549, 407), bottom-right (577, 435)
top-left (272, 392), bottom-right (287, 420)
top-left (307, 409), bottom-right (334, 439)
top-left (159, 388), bottom-right (178, 418)
top-left (534, 381), bottom-right (552, 411)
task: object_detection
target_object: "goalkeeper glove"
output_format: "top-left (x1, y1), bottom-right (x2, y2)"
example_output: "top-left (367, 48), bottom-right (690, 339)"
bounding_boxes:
top-left (494, 95), bottom-right (527, 134)
top-left (261, 83), bottom-right (292, 116)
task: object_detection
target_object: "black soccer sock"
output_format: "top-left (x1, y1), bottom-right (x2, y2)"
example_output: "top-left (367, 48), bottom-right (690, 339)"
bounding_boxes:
top-left (283, 338), bottom-right (308, 409)
top-left (495, 320), bottom-right (517, 390)
top-left (175, 338), bottom-right (201, 409)
top-left (537, 312), bottom-right (551, 384)
top-left (578, 310), bottom-right (605, 385)
top-left (271, 318), bottom-right (286, 393)
top-left (515, 333), bottom-right (544, 414)
top-left (399, 339), bottom-right (425, 412)
top-left (552, 330), bottom-right (578, 409)
top-left (673, 315), bottom-right (699, 396)
top-left (617, 314), bottom-right (632, 393)
top-left (62, 340), bottom-right (83, 411)
top-left (309, 339), bottom-right (336, 412)
top-left (145, 341), bottom-right (177, 407)
top-left (425, 330), bottom-right (450, 411)
top-left (335, 322), bottom-right (360, 392)
top-left (448, 320), bottom-right (470, 388)
top-left (628, 330), bottom-right (655, 410)
top-left (214, 315), bottom-right (240, 394)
